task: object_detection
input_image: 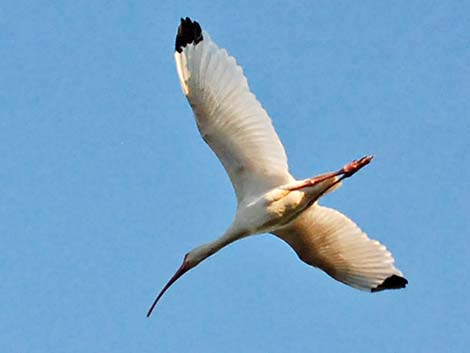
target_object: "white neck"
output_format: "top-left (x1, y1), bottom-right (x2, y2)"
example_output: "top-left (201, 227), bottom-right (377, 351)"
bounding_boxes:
top-left (188, 226), bottom-right (246, 266)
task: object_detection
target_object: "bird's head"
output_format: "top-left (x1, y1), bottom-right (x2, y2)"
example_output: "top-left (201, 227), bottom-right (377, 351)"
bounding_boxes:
top-left (146, 253), bottom-right (191, 317)
top-left (146, 245), bottom-right (215, 317)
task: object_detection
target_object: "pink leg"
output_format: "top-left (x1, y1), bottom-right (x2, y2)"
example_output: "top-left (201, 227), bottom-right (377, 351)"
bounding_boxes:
top-left (288, 155), bottom-right (373, 191)
top-left (341, 155), bottom-right (373, 178)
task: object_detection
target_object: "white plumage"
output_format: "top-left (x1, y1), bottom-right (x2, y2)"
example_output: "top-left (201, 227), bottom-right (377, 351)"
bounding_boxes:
top-left (274, 205), bottom-right (403, 291)
top-left (175, 31), bottom-right (292, 203)
top-left (147, 18), bottom-right (407, 317)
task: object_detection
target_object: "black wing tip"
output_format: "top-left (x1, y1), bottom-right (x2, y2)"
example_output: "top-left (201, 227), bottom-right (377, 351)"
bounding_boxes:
top-left (175, 17), bottom-right (203, 53)
top-left (371, 275), bottom-right (408, 293)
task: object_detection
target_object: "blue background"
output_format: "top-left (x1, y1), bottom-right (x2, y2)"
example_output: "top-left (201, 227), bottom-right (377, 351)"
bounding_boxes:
top-left (2, 1), bottom-right (469, 352)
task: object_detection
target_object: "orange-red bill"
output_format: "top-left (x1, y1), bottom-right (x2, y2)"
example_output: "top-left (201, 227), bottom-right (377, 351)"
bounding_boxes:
top-left (146, 255), bottom-right (191, 317)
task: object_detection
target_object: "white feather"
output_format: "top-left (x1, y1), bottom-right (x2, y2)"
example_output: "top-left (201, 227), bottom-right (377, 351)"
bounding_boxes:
top-left (146, 20), bottom-right (407, 317)
top-left (274, 204), bottom-right (403, 291)
top-left (175, 31), bottom-right (293, 203)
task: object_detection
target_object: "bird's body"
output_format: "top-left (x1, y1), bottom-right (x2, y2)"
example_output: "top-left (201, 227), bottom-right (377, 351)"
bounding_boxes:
top-left (147, 18), bottom-right (407, 317)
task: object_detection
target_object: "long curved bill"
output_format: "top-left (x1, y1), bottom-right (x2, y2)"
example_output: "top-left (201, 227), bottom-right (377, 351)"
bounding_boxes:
top-left (147, 255), bottom-right (190, 317)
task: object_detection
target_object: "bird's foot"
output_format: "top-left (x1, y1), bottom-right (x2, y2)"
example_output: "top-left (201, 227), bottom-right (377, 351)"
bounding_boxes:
top-left (340, 155), bottom-right (373, 178)
top-left (286, 155), bottom-right (373, 192)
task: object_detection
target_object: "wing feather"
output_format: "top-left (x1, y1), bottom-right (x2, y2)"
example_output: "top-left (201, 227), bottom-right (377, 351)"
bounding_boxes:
top-left (273, 204), bottom-right (408, 292)
top-left (174, 18), bottom-right (293, 203)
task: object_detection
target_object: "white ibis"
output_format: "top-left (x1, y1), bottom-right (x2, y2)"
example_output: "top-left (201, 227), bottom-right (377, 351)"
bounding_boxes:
top-left (147, 17), bottom-right (407, 317)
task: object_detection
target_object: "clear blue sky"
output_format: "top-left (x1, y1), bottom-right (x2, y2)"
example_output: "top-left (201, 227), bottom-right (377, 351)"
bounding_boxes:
top-left (2, 1), bottom-right (469, 352)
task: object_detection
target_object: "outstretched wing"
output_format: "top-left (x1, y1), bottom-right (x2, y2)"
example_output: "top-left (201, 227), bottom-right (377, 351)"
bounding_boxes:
top-left (274, 204), bottom-right (408, 292)
top-left (174, 18), bottom-right (293, 203)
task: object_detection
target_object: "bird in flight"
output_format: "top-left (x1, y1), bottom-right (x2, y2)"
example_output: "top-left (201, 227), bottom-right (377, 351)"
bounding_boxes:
top-left (147, 17), bottom-right (407, 317)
